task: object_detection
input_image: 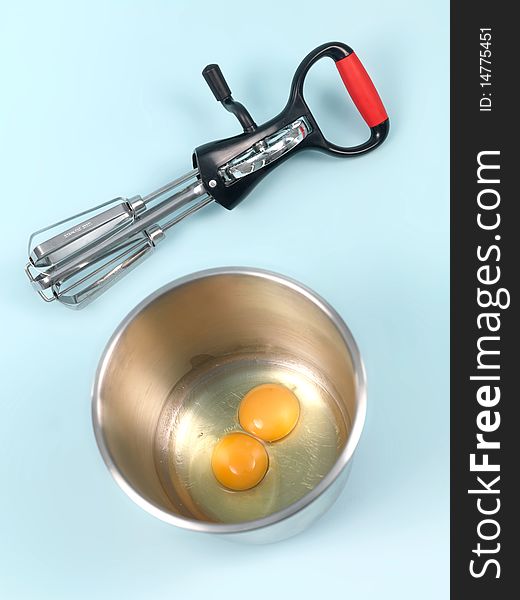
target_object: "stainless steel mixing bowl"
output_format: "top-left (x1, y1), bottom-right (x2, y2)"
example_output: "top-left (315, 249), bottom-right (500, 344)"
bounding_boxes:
top-left (92, 268), bottom-right (366, 542)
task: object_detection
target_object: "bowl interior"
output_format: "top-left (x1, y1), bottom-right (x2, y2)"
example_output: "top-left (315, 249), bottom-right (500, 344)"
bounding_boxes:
top-left (94, 271), bottom-right (360, 525)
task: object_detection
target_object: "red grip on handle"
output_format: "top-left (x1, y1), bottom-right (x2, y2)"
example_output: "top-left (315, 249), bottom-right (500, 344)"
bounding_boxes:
top-left (336, 53), bottom-right (388, 128)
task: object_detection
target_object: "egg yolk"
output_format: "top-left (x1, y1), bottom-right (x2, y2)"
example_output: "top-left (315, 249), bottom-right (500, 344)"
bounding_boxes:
top-left (238, 383), bottom-right (300, 442)
top-left (211, 432), bottom-right (269, 491)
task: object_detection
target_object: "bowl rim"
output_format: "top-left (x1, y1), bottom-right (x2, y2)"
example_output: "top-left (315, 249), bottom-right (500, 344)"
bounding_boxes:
top-left (92, 267), bottom-right (367, 534)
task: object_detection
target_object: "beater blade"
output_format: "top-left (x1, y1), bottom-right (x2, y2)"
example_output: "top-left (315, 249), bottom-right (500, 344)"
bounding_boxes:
top-left (25, 169), bottom-right (212, 307)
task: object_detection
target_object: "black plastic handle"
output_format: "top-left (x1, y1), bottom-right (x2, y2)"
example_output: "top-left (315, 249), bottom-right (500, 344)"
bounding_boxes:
top-left (202, 64), bottom-right (232, 101)
top-left (194, 42), bottom-right (389, 210)
top-left (288, 42), bottom-right (389, 156)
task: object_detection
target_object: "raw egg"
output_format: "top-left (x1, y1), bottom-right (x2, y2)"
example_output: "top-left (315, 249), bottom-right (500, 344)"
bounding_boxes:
top-left (238, 383), bottom-right (300, 442)
top-left (211, 432), bottom-right (269, 491)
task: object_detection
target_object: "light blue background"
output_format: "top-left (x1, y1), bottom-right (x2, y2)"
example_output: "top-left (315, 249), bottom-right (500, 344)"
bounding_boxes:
top-left (0, 1), bottom-right (449, 598)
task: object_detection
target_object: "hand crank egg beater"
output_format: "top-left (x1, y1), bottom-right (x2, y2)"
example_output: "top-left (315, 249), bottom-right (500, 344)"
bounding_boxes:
top-left (26, 42), bottom-right (389, 307)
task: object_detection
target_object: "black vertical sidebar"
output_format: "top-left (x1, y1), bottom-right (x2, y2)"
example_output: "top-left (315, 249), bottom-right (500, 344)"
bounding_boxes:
top-left (451, 2), bottom-right (518, 598)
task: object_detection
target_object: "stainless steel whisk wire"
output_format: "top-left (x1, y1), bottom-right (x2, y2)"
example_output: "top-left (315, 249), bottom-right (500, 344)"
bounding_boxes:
top-left (25, 168), bottom-right (213, 306)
